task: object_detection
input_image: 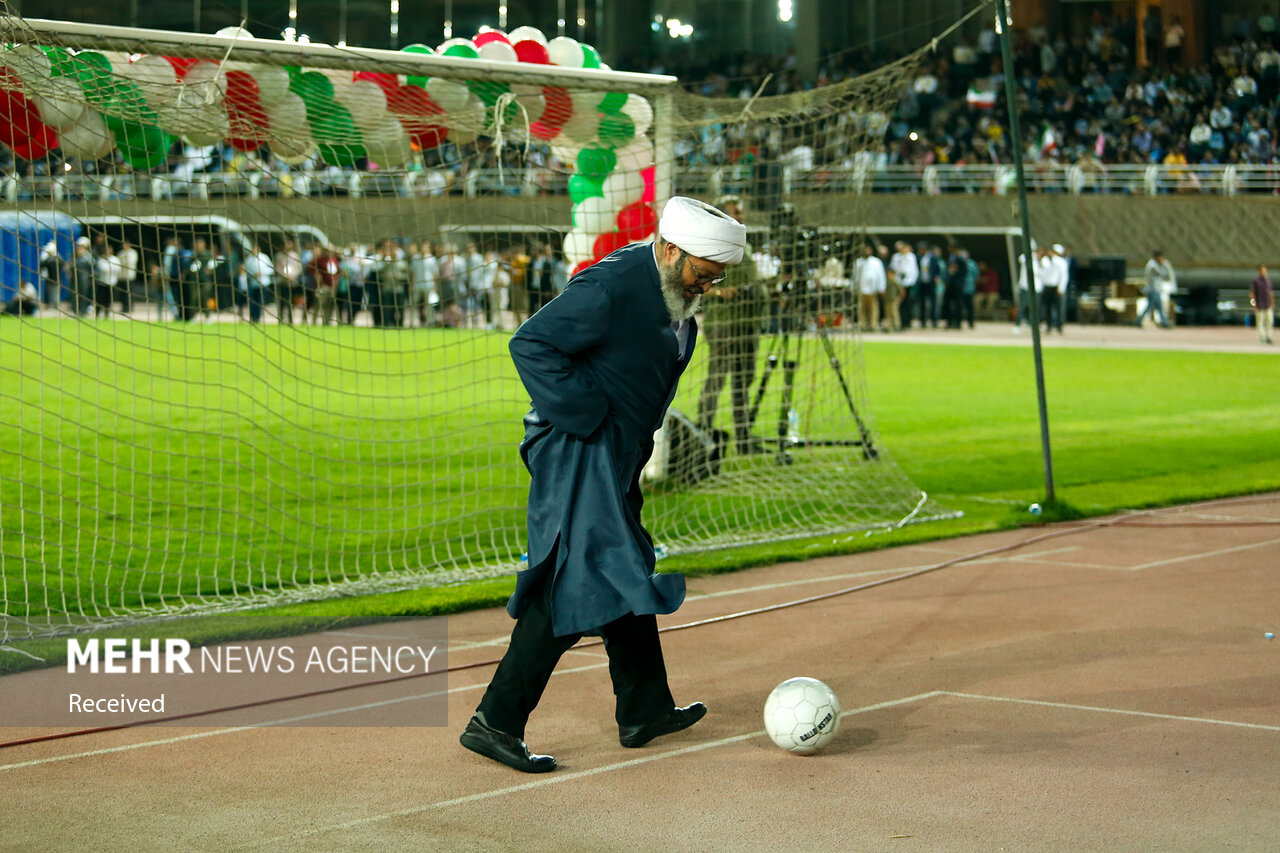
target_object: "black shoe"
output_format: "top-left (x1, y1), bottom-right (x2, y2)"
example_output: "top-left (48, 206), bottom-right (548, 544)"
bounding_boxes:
top-left (618, 702), bottom-right (708, 748)
top-left (460, 715), bottom-right (557, 773)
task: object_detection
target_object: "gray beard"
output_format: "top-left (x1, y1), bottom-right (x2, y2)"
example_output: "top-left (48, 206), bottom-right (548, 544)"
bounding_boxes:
top-left (659, 258), bottom-right (702, 322)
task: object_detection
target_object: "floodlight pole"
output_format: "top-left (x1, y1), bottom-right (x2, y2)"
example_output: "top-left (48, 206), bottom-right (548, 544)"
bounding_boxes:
top-left (994, 0), bottom-right (1055, 503)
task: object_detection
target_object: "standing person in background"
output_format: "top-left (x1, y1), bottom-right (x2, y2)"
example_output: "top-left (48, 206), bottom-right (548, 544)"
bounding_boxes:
top-left (94, 243), bottom-right (118, 319)
top-left (274, 239), bottom-right (302, 325)
top-left (39, 240), bottom-right (63, 310)
top-left (914, 242), bottom-right (938, 328)
top-left (309, 244), bottom-right (342, 326)
top-left (853, 243), bottom-right (884, 332)
top-left (487, 249), bottom-right (509, 330)
top-left (242, 241), bottom-right (272, 324)
top-left (942, 246), bottom-right (967, 329)
top-left (529, 243), bottom-right (558, 315)
top-left (71, 236), bottom-right (96, 317)
top-left (408, 242), bottom-right (439, 328)
top-left (877, 243), bottom-right (900, 332)
top-left (961, 248), bottom-right (980, 329)
top-left (116, 239), bottom-right (138, 315)
top-left (191, 238), bottom-right (216, 322)
top-left (465, 241), bottom-right (487, 327)
top-left (696, 194), bottom-right (765, 456)
top-left (1040, 244), bottom-right (1067, 334)
top-left (975, 261), bottom-right (1001, 321)
top-left (1136, 249), bottom-right (1174, 329)
top-left (888, 241), bottom-right (918, 333)
top-left (1250, 264), bottom-right (1274, 344)
top-left (460, 196), bottom-right (747, 774)
top-left (1013, 245), bottom-right (1044, 334)
top-left (509, 244), bottom-right (532, 324)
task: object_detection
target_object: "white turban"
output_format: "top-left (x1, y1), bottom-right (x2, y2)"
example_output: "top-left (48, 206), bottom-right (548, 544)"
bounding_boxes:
top-left (658, 196), bottom-right (747, 265)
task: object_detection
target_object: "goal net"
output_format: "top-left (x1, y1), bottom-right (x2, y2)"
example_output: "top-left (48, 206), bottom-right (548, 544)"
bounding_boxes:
top-left (0, 6), bottom-right (955, 641)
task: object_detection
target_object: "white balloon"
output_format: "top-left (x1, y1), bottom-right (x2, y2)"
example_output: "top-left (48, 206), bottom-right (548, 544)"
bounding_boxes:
top-left (562, 228), bottom-right (594, 265)
top-left (546, 36), bottom-right (584, 67)
top-left (362, 114), bottom-right (414, 167)
top-left (446, 97), bottom-right (487, 135)
top-left (101, 50), bottom-right (133, 77)
top-left (31, 77), bottom-right (86, 130)
top-left (507, 26), bottom-right (547, 46)
top-left (215, 26), bottom-right (255, 40)
top-left (248, 64), bottom-right (291, 107)
top-left (124, 55), bottom-right (179, 106)
top-left (157, 100), bottom-right (230, 142)
top-left (614, 137), bottom-right (654, 172)
top-left (337, 79), bottom-right (388, 128)
top-left (512, 92), bottom-right (546, 124)
top-left (425, 78), bottom-right (471, 113)
top-left (602, 169), bottom-right (645, 213)
top-left (4, 44), bottom-right (52, 83)
top-left (620, 95), bottom-right (653, 137)
top-left (573, 196), bottom-right (614, 236)
top-left (477, 40), bottom-right (518, 63)
top-left (59, 111), bottom-right (116, 159)
top-left (179, 60), bottom-right (227, 105)
top-left (550, 139), bottom-right (582, 166)
top-left (322, 68), bottom-right (355, 104)
top-left (560, 108), bottom-right (599, 143)
top-left (265, 91), bottom-right (308, 137)
top-left (270, 134), bottom-right (317, 165)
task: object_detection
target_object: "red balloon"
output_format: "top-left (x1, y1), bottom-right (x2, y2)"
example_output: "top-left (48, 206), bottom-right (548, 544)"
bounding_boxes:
top-left (474, 31), bottom-right (511, 48)
top-left (514, 40), bottom-right (551, 64)
top-left (224, 69), bottom-right (270, 149)
top-left (354, 71), bottom-right (400, 95)
top-left (616, 201), bottom-right (657, 241)
top-left (10, 123), bottom-right (57, 160)
top-left (592, 230), bottom-right (629, 259)
top-left (540, 86), bottom-right (572, 126)
top-left (640, 165), bottom-right (656, 204)
top-left (386, 84), bottom-right (448, 150)
top-left (571, 259), bottom-right (595, 276)
top-left (529, 121), bottom-right (561, 141)
top-left (163, 56), bottom-right (200, 77)
top-left (0, 90), bottom-right (43, 148)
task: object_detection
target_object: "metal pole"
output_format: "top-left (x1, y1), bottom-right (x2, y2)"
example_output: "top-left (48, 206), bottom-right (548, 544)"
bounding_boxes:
top-left (993, 0), bottom-right (1055, 503)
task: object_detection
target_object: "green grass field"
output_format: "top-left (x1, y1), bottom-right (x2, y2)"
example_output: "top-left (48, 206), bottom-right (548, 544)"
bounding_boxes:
top-left (3, 319), bottom-right (1279, 672)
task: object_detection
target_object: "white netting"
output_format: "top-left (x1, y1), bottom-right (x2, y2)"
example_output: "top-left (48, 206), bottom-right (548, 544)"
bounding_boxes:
top-left (0, 8), bottom-right (954, 641)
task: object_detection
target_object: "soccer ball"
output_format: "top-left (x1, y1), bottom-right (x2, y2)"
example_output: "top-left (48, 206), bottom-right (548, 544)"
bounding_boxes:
top-left (763, 676), bottom-right (841, 754)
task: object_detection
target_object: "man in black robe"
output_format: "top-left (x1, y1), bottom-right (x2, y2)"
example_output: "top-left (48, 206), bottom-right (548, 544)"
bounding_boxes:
top-left (461, 197), bottom-right (748, 773)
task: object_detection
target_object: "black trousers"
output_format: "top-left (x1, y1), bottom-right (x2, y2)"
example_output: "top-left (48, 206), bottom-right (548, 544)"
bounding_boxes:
top-left (476, 570), bottom-right (675, 740)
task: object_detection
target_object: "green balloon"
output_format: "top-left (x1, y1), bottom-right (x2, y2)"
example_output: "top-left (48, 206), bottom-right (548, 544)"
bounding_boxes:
top-left (104, 116), bottom-right (171, 171)
top-left (581, 44), bottom-right (602, 70)
top-left (318, 142), bottom-right (367, 167)
top-left (73, 52), bottom-right (119, 105)
top-left (442, 43), bottom-right (479, 59)
top-left (576, 147), bottom-right (616, 181)
top-left (467, 79), bottom-right (510, 108)
top-left (111, 80), bottom-right (150, 119)
top-left (598, 92), bottom-right (627, 113)
top-left (403, 43), bottom-right (435, 88)
top-left (568, 173), bottom-right (604, 204)
top-left (290, 70), bottom-right (335, 111)
top-left (310, 102), bottom-right (364, 166)
top-left (41, 46), bottom-right (77, 78)
top-left (598, 112), bottom-right (636, 148)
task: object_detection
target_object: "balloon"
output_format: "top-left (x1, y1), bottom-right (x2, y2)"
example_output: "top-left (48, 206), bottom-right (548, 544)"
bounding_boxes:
top-left (540, 86), bottom-right (572, 126)
top-left (512, 89), bottom-right (546, 123)
top-left (507, 26), bottom-right (547, 45)
top-left (529, 120), bottom-right (561, 141)
top-left (467, 78), bottom-right (511, 108)
top-left (616, 201), bottom-right (657, 241)
top-left (321, 68), bottom-right (355, 104)
top-left (401, 43), bottom-right (435, 88)
top-left (4, 44), bottom-right (52, 83)
top-left (592, 230), bottom-right (628, 259)
top-left (157, 99), bottom-right (230, 144)
top-left (598, 91), bottom-right (627, 113)
top-left (581, 44), bottom-right (602, 70)
top-left (362, 113), bottom-right (414, 167)
top-left (597, 111), bottom-right (635, 147)
top-left (164, 56), bottom-right (200, 77)
top-left (477, 40), bottom-right (518, 63)
top-left (215, 26), bottom-right (254, 40)
top-left (11, 124), bottom-right (57, 160)
top-left (576, 146), bottom-right (616, 181)
top-left (30, 76), bottom-right (86, 130)
top-left (572, 195), bottom-right (614, 235)
top-left (562, 228), bottom-right (594, 264)
top-left (425, 78), bottom-right (471, 113)
top-left (42, 46), bottom-right (79, 79)
top-left (571, 258), bottom-right (594, 276)
top-left (265, 90), bottom-right (308, 137)
top-left (354, 71), bottom-right (399, 95)
top-left (338, 79), bottom-right (389, 127)
top-left (291, 70), bottom-right (335, 108)
top-left (387, 84), bottom-right (447, 149)
top-left (180, 60), bottom-right (227, 103)
top-left (619, 94), bottom-right (653, 136)
top-left (58, 110), bottom-right (115, 158)
top-left (438, 39), bottom-right (479, 59)
top-left (104, 115), bottom-right (172, 170)
top-left (568, 173), bottom-right (604, 204)
top-left (551, 139), bottom-right (583, 166)
top-left (270, 135), bottom-right (317, 165)
top-left (224, 69), bottom-right (270, 149)
top-left (602, 169), bottom-right (645, 211)
top-left (614, 137), bottom-right (654, 171)
top-left (72, 51), bottom-right (119, 105)
top-left (0, 91), bottom-right (43, 147)
top-left (560, 107), bottom-right (600, 143)
top-left (513, 40), bottom-right (551, 64)
top-left (546, 36), bottom-right (584, 67)
top-left (640, 165), bottom-right (656, 203)
top-left (474, 31), bottom-right (512, 48)
top-left (248, 64), bottom-right (291, 106)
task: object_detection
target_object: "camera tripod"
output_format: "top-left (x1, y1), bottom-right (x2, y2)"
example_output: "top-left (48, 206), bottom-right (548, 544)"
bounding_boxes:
top-left (745, 316), bottom-right (878, 462)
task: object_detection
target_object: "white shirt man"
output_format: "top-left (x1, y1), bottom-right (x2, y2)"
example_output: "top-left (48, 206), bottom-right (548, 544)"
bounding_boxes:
top-left (889, 244), bottom-right (919, 289)
top-left (853, 248), bottom-right (886, 331)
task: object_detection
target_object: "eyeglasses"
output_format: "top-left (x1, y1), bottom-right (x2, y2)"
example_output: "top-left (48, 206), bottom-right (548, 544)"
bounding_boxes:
top-left (683, 253), bottom-right (727, 288)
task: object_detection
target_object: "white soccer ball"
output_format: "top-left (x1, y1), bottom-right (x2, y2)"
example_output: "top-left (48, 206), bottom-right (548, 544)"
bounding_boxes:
top-left (763, 676), bottom-right (841, 754)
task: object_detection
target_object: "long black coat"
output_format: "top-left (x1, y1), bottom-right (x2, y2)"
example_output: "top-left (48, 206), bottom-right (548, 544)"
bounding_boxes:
top-left (507, 242), bottom-right (697, 637)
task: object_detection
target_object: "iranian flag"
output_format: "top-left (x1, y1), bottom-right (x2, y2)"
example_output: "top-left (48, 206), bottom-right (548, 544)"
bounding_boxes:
top-left (966, 85), bottom-right (997, 109)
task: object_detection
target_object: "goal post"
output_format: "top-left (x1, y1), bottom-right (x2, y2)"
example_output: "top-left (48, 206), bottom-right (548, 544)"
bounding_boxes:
top-left (0, 6), bottom-right (955, 642)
